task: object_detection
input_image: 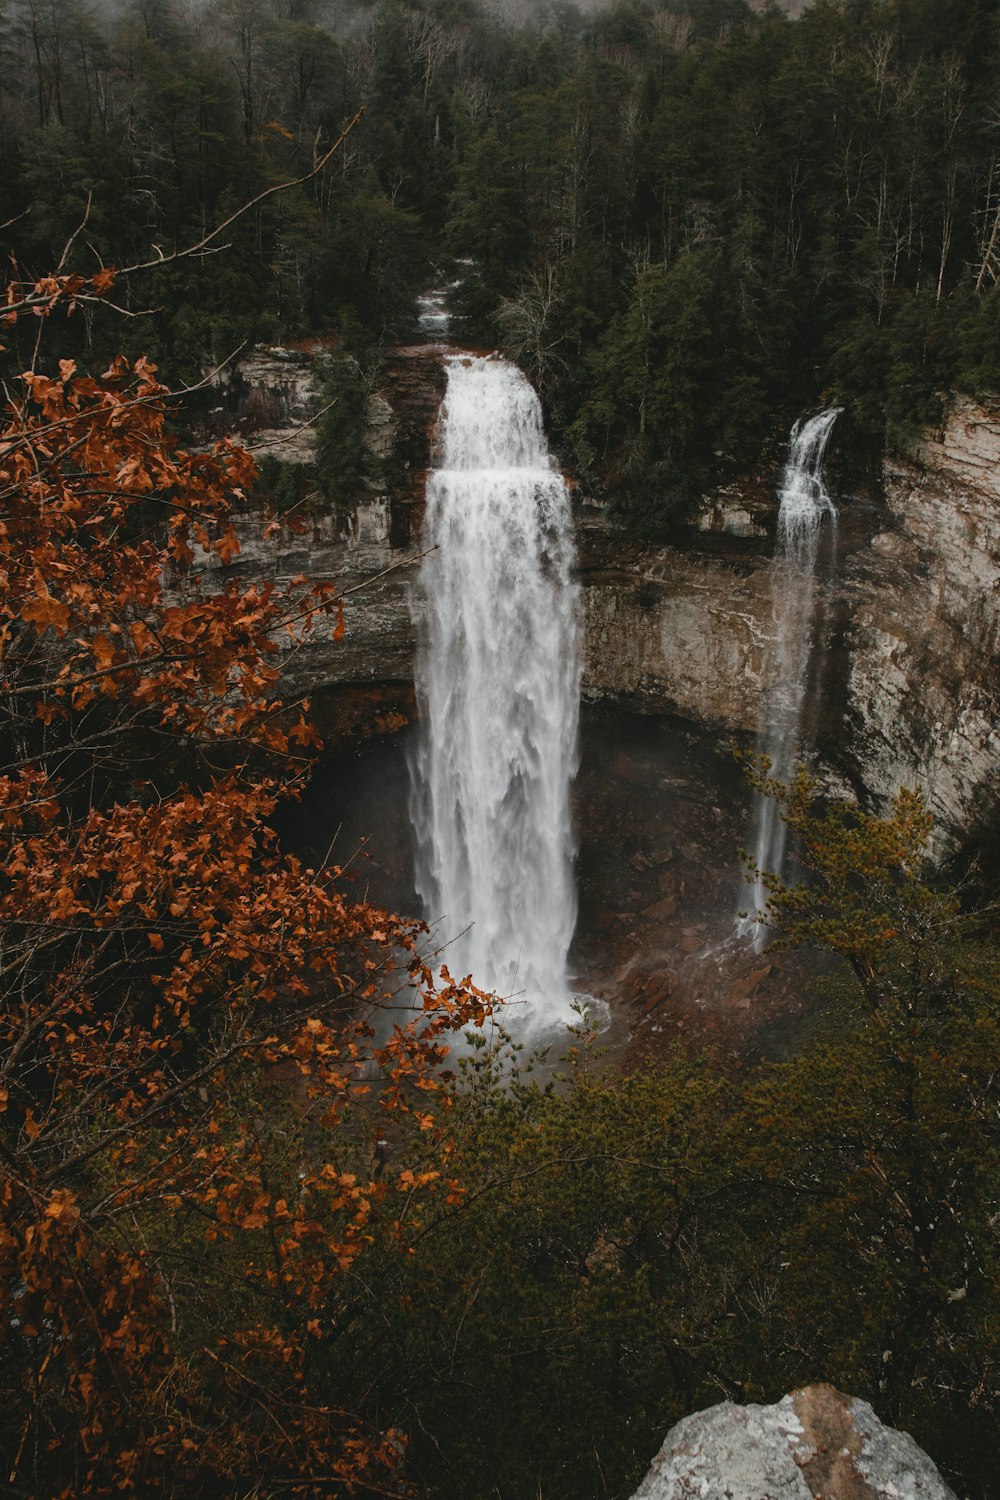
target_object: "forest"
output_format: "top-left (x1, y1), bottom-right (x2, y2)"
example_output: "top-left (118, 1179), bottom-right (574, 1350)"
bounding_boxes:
top-left (1, 0), bottom-right (1000, 1496)
top-left (5, 0), bottom-right (1000, 520)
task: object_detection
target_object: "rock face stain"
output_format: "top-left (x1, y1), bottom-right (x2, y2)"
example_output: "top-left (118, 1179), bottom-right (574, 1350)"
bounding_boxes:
top-left (578, 532), bottom-right (774, 732)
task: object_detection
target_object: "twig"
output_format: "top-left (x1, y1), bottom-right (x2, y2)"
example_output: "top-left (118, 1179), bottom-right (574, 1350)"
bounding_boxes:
top-left (55, 192), bottom-right (93, 274)
top-left (1, 111), bottom-right (364, 320)
top-left (118, 110), bottom-right (365, 277)
top-left (243, 396), bottom-right (338, 454)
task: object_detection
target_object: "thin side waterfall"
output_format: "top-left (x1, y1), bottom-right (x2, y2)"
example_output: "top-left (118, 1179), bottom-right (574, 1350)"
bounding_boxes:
top-left (740, 408), bottom-right (840, 948)
top-left (410, 355), bottom-right (582, 1031)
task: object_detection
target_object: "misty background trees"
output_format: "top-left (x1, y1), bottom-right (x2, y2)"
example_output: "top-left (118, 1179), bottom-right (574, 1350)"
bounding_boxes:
top-left (5, 0), bottom-right (1000, 532)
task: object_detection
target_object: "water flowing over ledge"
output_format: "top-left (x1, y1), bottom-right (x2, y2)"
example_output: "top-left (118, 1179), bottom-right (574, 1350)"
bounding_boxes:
top-left (740, 408), bottom-right (840, 948)
top-left (410, 355), bottom-right (583, 1033)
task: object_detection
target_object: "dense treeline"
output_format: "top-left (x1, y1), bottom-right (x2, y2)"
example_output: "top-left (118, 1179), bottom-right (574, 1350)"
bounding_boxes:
top-left (0, 0), bottom-right (429, 376)
top-left (443, 0), bottom-right (1000, 525)
top-left (5, 0), bottom-right (1000, 530)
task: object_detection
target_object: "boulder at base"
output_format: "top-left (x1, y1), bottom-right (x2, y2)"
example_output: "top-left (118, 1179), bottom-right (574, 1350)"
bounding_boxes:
top-left (631, 1384), bottom-right (957, 1500)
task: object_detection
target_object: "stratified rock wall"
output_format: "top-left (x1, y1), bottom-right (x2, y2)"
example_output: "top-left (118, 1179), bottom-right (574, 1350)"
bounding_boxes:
top-left (578, 397), bottom-right (1000, 848)
top-left (840, 397), bottom-right (1000, 844)
top-left (207, 502), bottom-right (415, 697)
top-left (189, 341), bottom-right (447, 734)
top-left (208, 344), bottom-right (326, 462)
top-left (577, 511), bottom-right (774, 732)
top-left (631, 1385), bottom-right (956, 1500)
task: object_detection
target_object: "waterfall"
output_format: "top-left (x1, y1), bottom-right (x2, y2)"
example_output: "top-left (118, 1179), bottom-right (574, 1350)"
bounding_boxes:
top-left (740, 408), bottom-right (840, 948)
top-left (410, 355), bottom-right (582, 1031)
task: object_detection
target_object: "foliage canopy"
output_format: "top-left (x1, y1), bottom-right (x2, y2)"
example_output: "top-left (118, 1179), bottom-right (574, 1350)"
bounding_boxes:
top-left (0, 267), bottom-right (488, 1498)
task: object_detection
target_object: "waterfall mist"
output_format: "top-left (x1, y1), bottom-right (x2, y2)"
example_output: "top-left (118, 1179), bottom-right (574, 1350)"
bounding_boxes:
top-left (410, 355), bottom-right (582, 1031)
top-left (740, 408), bottom-right (840, 948)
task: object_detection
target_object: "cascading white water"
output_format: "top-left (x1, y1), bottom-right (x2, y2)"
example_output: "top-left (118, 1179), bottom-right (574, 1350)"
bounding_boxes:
top-left (410, 355), bottom-right (582, 1031)
top-left (740, 408), bottom-right (840, 948)
top-left (417, 290), bottom-right (451, 338)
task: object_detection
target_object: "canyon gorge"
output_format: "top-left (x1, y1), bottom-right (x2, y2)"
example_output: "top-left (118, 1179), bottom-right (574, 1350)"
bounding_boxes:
top-left (203, 334), bottom-right (1000, 1055)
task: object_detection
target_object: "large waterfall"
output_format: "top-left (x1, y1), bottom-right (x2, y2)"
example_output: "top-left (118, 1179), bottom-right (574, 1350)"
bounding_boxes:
top-left (740, 408), bottom-right (840, 947)
top-left (410, 355), bottom-right (582, 1031)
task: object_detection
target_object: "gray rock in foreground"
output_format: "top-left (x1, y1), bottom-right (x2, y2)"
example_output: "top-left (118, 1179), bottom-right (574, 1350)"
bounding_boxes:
top-left (632, 1385), bottom-right (957, 1500)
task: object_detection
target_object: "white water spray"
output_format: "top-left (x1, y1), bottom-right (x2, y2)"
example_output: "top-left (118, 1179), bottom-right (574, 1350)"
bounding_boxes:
top-left (410, 356), bottom-right (582, 1030)
top-left (740, 408), bottom-right (840, 948)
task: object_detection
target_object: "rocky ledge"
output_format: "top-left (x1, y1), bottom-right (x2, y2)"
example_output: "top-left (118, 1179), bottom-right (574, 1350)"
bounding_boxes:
top-left (632, 1386), bottom-right (955, 1500)
top-left (577, 504), bottom-right (775, 733)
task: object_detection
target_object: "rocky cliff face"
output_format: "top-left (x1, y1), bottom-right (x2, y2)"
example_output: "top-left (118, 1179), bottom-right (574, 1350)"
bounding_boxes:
top-left (839, 398), bottom-right (1000, 846)
top-left (214, 341), bottom-right (1000, 848)
top-left (631, 1386), bottom-right (955, 1500)
top-left (190, 341), bottom-right (448, 740)
top-left (579, 402), bottom-right (1000, 850)
top-left (577, 508), bottom-right (774, 733)
top-left (208, 343), bottom-right (326, 462)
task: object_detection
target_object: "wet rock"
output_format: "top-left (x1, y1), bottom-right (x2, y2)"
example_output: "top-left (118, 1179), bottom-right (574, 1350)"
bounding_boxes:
top-left (641, 983), bottom-right (671, 1014)
top-left (728, 963), bottom-right (772, 1003)
top-left (698, 498), bottom-right (768, 539)
top-left (641, 894), bottom-right (678, 922)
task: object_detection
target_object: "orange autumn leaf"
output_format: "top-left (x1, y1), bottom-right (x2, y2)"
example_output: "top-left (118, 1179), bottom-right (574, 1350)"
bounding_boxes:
top-left (21, 592), bottom-right (72, 635)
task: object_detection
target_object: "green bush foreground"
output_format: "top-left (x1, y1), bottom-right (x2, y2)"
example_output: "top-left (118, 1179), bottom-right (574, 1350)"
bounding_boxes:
top-left (320, 777), bottom-right (1000, 1499)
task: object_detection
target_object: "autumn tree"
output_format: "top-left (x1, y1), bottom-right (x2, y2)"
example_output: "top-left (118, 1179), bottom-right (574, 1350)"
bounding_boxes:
top-left (0, 264), bottom-right (488, 1497)
top-left (743, 766), bottom-right (990, 1021)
